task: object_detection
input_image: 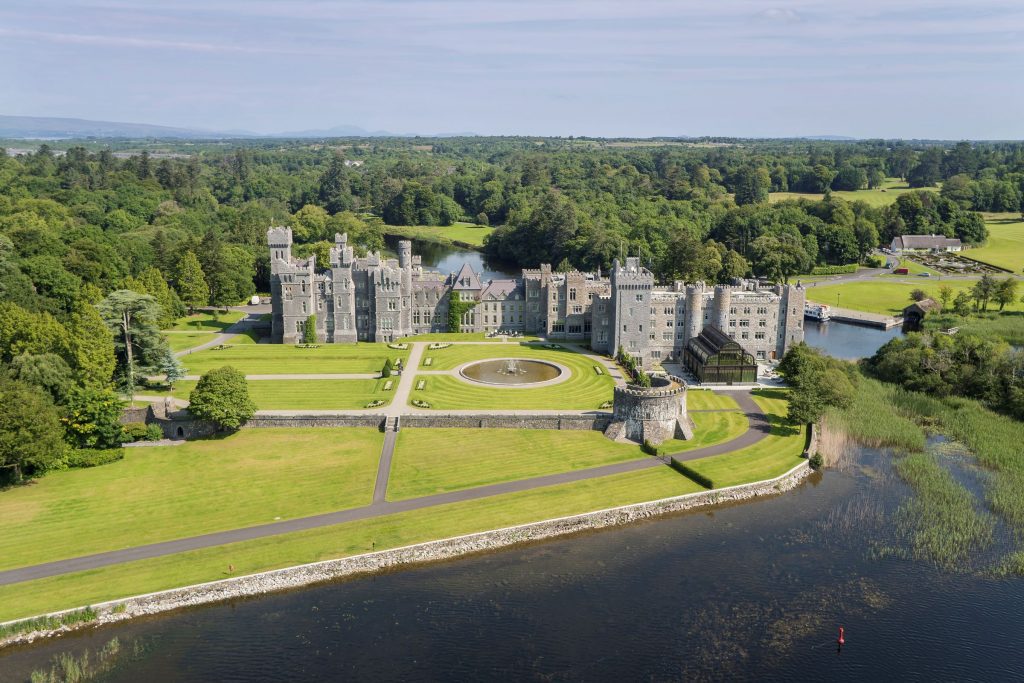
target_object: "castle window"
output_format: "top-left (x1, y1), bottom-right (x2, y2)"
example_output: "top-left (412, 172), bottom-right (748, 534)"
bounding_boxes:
top-left (649, 333), bottom-right (655, 340)
top-left (664, 307), bottom-right (672, 315)
top-left (662, 332), bottom-right (672, 341)
top-left (302, 302), bottom-right (307, 314)
top-left (573, 305), bottom-right (583, 314)
top-left (666, 320), bottom-right (672, 328)
top-left (739, 320), bottom-right (749, 327)
top-left (638, 324), bottom-right (643, 332)
top-left (635, 294), bottom-right (644, 302)
top-left (744, 307), bottom-right (751, 314)
top-left (741, 331), bottom-right (749, 339)
top-left (598, 303), bottom-right (606, 313)
top-left (569, 288), bottom-right (577, 301)
top-left (759, 320), bottom-right (767, 327)
top-left (729, 307), bottom-right (736, 315)
top-left (758, 307), bottom-right (768, 314)
top-left (755, 331), bottom-right (766, 340)
top-left (388, 300), bottom-right (397, 311)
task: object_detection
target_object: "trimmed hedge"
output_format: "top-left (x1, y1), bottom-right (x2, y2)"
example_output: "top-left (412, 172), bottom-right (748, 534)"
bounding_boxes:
top-left (67, 448), bottom-right (125, 469)
top-left (670, 458), bottom-right (714, 488)
top-left (810, 264), bottom-right (858, 276)
top-left (122, 422), bottom-right (149, 441)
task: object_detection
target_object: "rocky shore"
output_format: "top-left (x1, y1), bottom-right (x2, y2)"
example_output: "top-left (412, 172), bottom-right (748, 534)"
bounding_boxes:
top-left (1, 460), bottom-right (811, 649)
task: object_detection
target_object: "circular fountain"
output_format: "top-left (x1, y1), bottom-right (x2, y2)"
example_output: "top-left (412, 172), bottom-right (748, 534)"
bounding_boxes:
top-left (459, 358), bottom-right (565, 386)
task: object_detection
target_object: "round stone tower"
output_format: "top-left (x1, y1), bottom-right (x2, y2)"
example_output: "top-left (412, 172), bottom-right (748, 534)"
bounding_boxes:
top-left (712, 284), bottom-right (732, 331)
top-left (604, 376), bottom-right (694, 445)
top-left (684, 282), bottom-right (705, 342)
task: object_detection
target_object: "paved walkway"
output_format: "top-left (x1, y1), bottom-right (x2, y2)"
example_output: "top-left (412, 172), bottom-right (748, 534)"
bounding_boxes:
top-left (0, 390), bottom-right (773, 587)
top-left (174, 312), bottom-right (263, 358)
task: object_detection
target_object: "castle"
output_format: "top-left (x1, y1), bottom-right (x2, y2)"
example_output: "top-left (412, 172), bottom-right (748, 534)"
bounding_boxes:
top-left (268, 227), bottom-right (805, 367)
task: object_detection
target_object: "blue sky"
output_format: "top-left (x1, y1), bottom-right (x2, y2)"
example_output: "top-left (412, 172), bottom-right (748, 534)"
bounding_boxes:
top-left (2, 0), bottom-right (1023, 138)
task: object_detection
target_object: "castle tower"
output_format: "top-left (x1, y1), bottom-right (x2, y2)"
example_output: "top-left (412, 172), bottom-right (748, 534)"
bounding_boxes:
top-left (684, 282), bottom-right (705, 343)
top-left (711, 284), bottom-right (732, 331)
top-left (610, 256), bottom-right (655, 367)
top-left (267, 226), bottom-right (292, 274)
top-left (398, 239), bottom-right (412, 269)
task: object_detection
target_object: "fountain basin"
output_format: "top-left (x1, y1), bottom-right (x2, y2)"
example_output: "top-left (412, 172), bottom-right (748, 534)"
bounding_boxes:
top-left (458, 358), bottom-right (566, 386)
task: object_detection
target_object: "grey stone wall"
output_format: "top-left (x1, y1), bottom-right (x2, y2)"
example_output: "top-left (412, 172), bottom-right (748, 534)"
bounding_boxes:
top-left (401, 414), bottom-right (612, 431)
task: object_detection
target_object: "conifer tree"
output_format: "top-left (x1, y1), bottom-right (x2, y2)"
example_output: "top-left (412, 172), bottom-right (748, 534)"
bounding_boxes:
top-left (176, 250), bottom-right (209, 313)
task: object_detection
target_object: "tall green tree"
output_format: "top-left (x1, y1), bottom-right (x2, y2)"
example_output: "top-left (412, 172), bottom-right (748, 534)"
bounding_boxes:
top-left (0, 377), bottom-right (65, 482)
top-left (98, 290), bottom-right (167, 402)
top-left (62, 385), bottom-right (125, 449)
top-left (176, 250), bottom-right (209, 314)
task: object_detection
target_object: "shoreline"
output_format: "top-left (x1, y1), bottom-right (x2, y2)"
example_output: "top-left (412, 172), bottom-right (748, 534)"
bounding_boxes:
top-left (0, 460), bottom-right (811, 650)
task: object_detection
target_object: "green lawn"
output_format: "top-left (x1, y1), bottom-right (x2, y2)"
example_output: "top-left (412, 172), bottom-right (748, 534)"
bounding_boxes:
top-left (965, 213), bottom-right (1024, 273)
top-left (412, 343), bottom-right (614, 409)
top-left (167, 310), bottom-right (245, 332)
top-left (397, 332), bottom-right (540, 343)
top-left (657, 410), bottom-right (749, 455)
top-left (226, 330), bottom-right (261, 344)
top-left (177, 343), bottom-right (408, 375)
top-left (886, 258), bottom-right (939, 277)
top-left (0, 429), bottom-right (383, 573)
top-left (381, 222), bottom-right (494, 248)
top-left (164, 331), bottom-right (218, 352)
top-left (770, 178), bottom-right (938, 207)
top-left (170, 379), bottom-right (393, 410)
top-left (679, 390), bottom-right (805, 488)
top-left (0, 466), bottom-right (703, 622)
top-left (687, 390), bottom-right (740, 411)
top-left (387, 429), bottom-right (647, 500)
top-left (806, 280), bottom-right (1022, 316)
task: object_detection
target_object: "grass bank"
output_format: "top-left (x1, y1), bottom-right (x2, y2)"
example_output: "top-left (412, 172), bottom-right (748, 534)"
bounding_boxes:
top-left (177, 343), bottom-right (408, 375)
top-left (381, 222), bottom-right (494, 248)
top-left (964, 213), bottom-right (1024, 273)
top-left (170, 378), bottom-right (393, 410)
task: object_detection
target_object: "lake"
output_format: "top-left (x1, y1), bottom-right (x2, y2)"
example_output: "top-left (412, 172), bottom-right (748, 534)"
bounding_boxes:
top-left (4, 441), bottom-right (1022, 681)
top-left (804, 320), bottom-right (904, 360)
top-left (383, 235), bottom-right (519, 280)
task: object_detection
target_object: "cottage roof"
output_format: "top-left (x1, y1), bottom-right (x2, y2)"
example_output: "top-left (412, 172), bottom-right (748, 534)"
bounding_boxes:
top-left (893, 235), bottom-right (962, 250)
top-left (903, 298), bottom-right (942, 316)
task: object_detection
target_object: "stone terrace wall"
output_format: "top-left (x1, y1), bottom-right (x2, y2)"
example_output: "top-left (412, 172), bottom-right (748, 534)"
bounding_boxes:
top-left (401, 414), bottom-right (613, 431)
top-left (246, 415), bottom-right (385, 429)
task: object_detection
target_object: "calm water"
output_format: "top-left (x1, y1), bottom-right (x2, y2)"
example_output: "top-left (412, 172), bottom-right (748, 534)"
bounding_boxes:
top-left (5, 443), bottom-right (1023, 681)
top-left (383, 236), bottom-right (519, 280)
top-left (804, 320), bottom-right (904, 360)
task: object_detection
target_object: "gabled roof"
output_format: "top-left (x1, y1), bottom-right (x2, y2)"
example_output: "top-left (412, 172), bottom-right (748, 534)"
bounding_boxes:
top-left (685, 325), bottom-right (755, 364)
top-left (892, 235), bottom-right (962, 250)
top-left (480, 279), bottom-right (522, 300)
top-left (451, 262), bottom-right (483, 291)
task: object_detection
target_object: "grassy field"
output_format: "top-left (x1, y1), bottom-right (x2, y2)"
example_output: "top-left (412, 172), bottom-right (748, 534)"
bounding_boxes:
top-left (0, 429), bottom-right (383, 572)
top-left (679, 391), bottom-right (805, 488)
top-left (0, 466), bottom-right (704, 622)
top-left (964, 213), bottom-right (1024, 273)
top-left (164, 331), bottom-right (218, 352)
top-left (412, 343), bottom-right (614, 409)
top-left (177, 343), bottom-right (408, 375)
top-left (769, 178), bottom-right (938, 207)
top-left (806, 280), bottom-right (1024, 316)
top-left (170, 378), bottom-right (393, 409)
top-left (167, 310), bottom-right (245, 332)
top-left (687, 390), bottom-right (741, 411)
top-left (886, 258), bottom-right (938, 276)
top-left (387, 429), bottom-right (646, 500)
top-left (381, 222), bottom-right (494, 248)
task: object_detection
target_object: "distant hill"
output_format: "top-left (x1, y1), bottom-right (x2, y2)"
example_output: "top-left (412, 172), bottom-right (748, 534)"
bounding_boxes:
top-left (0, 115), bottom-right (478, 140)
top-left (800, 135), bottom-right (859, 141)
top-left (0, 115), bottom-right (240, 139)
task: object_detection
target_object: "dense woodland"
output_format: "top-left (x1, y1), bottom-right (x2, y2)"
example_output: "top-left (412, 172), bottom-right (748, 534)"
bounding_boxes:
top-left (1, 136), bottom-right (1023, 480)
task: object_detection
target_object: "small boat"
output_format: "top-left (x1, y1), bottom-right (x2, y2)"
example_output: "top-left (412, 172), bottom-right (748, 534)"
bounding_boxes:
top-left (804, 303), bottom-right (832, 322)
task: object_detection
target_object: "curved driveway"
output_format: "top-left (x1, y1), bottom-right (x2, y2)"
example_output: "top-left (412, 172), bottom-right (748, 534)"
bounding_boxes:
top-left (0, 392), bottom-right (773, 587)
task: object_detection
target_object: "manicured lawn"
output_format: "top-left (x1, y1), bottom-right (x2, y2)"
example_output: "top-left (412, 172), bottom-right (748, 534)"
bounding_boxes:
top-left (177, 343), bottom-right (408, 375)
top-left (226, 330), bottom-right (262, 344)
top-left (387, 429), bottom-right (646, 500)
top-left (687, 390), bottom-right (740, 411)
top-left (679, 390), bottom-right (805, 488)
top-left (0, 429), bottom-right (384, 573)
top-left (885, 258), bottom-right (939, 277)
top-left (382, 221), bottom-right (494, 247)
top-left (769, 178), bottom-right (938, 207)
top-left (965, 213), bottom-right (1024, 273)
top-left (167, 310), bottom-right (245, 332)
top-left (806, 280), bottom-right (1023, 316)
top-left (658, 410), bottom-right (749, 455)
top-left (411, 343), bottom-right (614, 409)
top-left (0, 467), bottom-right (703, 622)
top-left (170, 378), bottom-right (394, 409)
top-left (164, 331), bottom-right (218, 352)
top-left (397, 332), bottom-right (541, 343)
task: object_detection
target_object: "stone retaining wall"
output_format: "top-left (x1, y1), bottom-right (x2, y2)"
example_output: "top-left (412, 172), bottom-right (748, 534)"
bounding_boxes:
top-left (0, 460), bottom-right (811, 649)
top-left (400, 414), bottom-right (612, 431)
top-left (246, 415), bottom-right (386, 429)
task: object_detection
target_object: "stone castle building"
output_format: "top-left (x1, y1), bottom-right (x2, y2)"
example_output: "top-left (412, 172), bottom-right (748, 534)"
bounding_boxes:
top-left (268, 228), bottom-right (805, 367)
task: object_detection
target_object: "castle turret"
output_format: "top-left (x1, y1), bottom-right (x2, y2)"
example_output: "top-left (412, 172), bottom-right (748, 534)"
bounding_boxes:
top-left (684, 282), bottom-right (705, 342)
top-left (267, 226), bottom-right (293, 274)
top-left (398, 239), bottom-right (412, 269)
top-left (711, 284), bottom-right (732, 331)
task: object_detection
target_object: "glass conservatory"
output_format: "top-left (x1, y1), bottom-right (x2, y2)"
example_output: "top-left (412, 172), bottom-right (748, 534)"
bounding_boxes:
top-left (683, 326), bottom-right (758, 384)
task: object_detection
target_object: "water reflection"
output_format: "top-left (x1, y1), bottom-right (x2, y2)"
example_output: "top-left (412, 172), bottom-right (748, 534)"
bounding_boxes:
top-left (383, 235), bottom-right (518, 280)
top-left (804, 320), bottom-right (904, 360)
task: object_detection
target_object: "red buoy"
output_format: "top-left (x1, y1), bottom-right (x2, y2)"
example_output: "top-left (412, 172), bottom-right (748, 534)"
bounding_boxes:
top-left (837, 626), bottom-right (845, 646)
